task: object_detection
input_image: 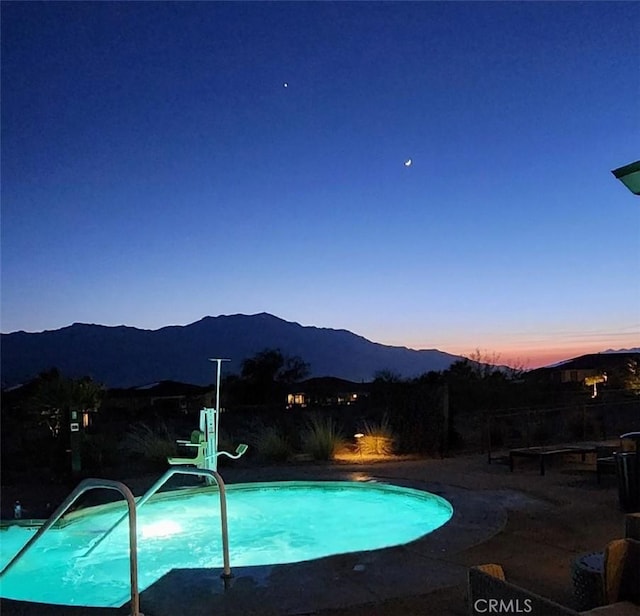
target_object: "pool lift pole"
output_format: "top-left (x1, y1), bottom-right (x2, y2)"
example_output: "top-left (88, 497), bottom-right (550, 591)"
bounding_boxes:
top-left (206, 358), bottom-right (229, 472)
top-left (198, 359), bottom-right (247, 474)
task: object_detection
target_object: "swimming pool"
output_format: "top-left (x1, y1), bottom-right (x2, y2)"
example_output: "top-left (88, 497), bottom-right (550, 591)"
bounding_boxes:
top-left (0, 481), bottom-right (453, 607)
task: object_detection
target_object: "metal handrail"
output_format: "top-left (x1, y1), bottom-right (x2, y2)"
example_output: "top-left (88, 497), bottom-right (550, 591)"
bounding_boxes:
top-left (0, 478), bottom-right (141, 616)
top-left (84, 467), bottom-right (232, 579)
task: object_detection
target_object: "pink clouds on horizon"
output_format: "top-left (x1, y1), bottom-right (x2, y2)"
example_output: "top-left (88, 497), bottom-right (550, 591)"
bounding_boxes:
top-left (402, 335), bottom-right (638, 371)
top-left (496, 345), bottom-right (638, 370)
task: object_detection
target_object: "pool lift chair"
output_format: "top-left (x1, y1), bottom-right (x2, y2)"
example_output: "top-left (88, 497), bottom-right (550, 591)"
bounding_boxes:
top-left (168, 358), bottom-right (248, 472)
top-left (168, 427), bottom-right (207, 467)
top-left (168, 406), bottom-right (248, 472)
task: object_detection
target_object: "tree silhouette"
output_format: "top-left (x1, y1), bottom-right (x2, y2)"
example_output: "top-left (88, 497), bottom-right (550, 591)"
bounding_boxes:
top-left (239, 349), bottom-right (309, 405)
top-left (28, 368), bottom-right (104, 438)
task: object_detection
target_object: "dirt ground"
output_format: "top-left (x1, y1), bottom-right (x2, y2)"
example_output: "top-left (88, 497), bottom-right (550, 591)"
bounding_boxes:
top-left (0, 451), bottom-right (632, 615)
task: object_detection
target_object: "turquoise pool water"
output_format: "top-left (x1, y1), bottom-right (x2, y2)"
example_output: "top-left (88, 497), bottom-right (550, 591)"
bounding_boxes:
top-left (0, 481), bottom-right (453, 607)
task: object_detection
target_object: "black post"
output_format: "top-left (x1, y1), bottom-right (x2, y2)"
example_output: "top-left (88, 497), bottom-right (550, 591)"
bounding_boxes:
top-left (69, 409), bottom-right (82, 476)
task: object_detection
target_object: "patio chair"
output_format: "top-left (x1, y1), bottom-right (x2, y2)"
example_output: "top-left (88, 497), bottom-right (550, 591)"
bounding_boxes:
top-left (167, 429), bottom-right (206, 467)
top-left (469, 562), bottom-right (640, 616)
top-left (602, 538), bottom-right (640, 606)
top-left (467, 564), bottom-right (578, 616)
top-left (620, 433), bottom-right (640, 453)
top-left (596, 435), bottom-right (638, 483)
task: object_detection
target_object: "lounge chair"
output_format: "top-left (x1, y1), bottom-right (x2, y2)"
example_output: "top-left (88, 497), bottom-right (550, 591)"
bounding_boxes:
top-left (509, 445), bottom-right (596, 476)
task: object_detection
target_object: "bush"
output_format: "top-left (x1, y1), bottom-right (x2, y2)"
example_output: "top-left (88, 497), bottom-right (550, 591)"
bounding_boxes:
top-left (122, 421), bottom-right (177, 465)
top-left (301, 415), bottom-right (346, 461)
top-left (251, 425), bottom-right (292, 462)
top-left (82, 432), bottom-right (120, 470)
top-left (381, 382), bottom-right (445, 454)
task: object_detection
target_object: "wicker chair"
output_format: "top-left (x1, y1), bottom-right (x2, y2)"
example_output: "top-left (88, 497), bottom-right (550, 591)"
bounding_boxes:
top-left (468, 565), bottom-right (578, 616)
top-left (468, 560), bottom-right (640, 616)
top-left (602, 538), bottom-right (640, 606)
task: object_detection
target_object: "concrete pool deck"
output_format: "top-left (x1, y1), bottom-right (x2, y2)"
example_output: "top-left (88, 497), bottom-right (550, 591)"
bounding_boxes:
top-left (0, 453), bottom-right (629, 615)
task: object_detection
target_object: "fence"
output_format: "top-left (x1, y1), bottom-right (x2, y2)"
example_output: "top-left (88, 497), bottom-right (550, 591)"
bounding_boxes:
top-left (485, 398), bottom-right (640, 463)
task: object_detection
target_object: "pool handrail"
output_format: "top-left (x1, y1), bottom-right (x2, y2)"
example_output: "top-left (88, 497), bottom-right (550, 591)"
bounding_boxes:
top-left (0, 478), bottom-right (141, 616)
top-left (82, 467), bottom-right (232, 579)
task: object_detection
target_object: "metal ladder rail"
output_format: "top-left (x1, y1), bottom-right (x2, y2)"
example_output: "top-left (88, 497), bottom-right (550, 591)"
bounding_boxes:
top-left (0, 478), bottom-right (141, 616)
top-left (83, 467), bottom-right (232, 579)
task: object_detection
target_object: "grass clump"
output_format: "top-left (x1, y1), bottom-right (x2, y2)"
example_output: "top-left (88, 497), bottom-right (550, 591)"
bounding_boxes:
top-left (359, 416), bottom-right (396, 456)
top-left (302, 415), bottom-right (346, 461)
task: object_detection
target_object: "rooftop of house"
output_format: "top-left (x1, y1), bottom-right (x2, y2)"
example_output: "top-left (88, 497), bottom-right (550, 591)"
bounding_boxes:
top-left (533, 352), bottom-right (639, 374)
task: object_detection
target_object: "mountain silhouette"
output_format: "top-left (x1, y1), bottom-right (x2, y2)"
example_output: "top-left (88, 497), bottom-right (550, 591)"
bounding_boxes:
top-left (1, 313), bottom-right (463, 388)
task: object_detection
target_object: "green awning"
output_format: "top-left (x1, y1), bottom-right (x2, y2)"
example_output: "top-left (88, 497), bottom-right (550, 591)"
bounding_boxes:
top-left (612, 160), bottom-right (640, 196)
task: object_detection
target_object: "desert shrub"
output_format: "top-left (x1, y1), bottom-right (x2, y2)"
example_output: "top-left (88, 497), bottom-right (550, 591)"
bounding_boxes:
top-left (301, 415), bottom-right (346, 461)
top-left (122, 421), bottom-right (177, 465)
top-left (251, 424), bottom-right (292, 462)
top-left (358, 416), bottom-right (395, 456)
top-left (82, 432), bottom-right (120, 470)
top-left (378, 381), bottom-right (446, 454)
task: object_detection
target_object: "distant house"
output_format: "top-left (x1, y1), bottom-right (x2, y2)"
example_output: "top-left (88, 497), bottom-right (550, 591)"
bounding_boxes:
top-left (286, 377), bottom-right (371, 409)
top-left (105, 380), bottom-right (213, 415)
top-left (533, 352), bottom-right (640, 391)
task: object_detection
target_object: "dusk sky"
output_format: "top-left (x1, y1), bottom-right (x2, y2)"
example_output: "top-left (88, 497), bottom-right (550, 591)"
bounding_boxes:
top-left (1, 1), bottom-right (639, 369)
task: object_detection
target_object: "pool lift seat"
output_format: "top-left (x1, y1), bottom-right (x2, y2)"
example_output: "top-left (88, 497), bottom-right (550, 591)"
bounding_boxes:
top-left (167, 407), bottom-right (248, 471)
top-left (168, 429), bottom-right (207, 467)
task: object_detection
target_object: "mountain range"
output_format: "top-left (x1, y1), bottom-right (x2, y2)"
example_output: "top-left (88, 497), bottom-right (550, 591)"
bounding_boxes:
top-left (1, 313), bottom-right (464, 388)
